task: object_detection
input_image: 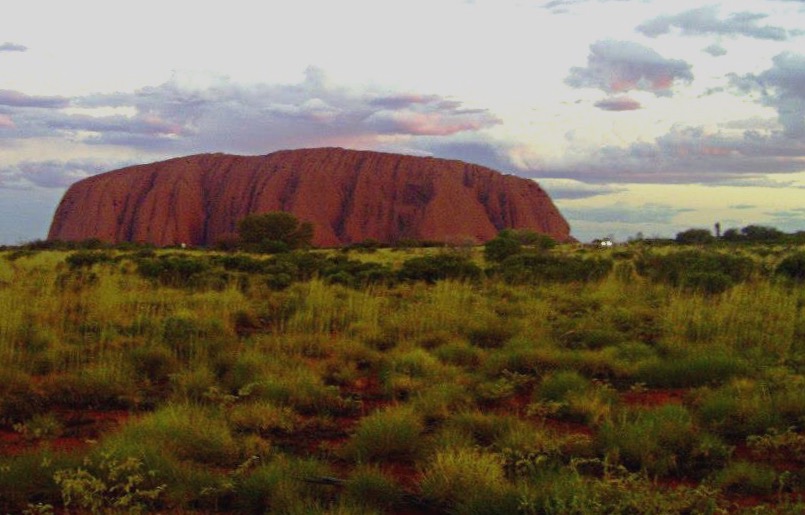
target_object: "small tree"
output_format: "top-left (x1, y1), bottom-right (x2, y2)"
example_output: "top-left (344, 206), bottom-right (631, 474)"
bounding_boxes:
top-left (237, 212), bottom-right (314, 252)
top-left (675, 228), bottom-right (715, 245)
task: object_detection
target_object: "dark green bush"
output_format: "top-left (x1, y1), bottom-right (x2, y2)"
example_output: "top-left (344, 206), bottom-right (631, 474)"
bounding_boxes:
top-left (398, 253), bottom-right (482, 283)
top-left (65, 250), bottom-right (113, 269)
top-left (775, 252), bottom-right (805, 283)
top-left (491, 253), bottom-right (612, 284)
top-left (635, 250), bottom-right (754, 289)
top-left (135, 254), bottom-right (211, 287)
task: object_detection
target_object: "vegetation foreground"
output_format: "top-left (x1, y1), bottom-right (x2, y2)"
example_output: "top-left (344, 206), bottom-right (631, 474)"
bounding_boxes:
top-left (0, 239), bottom-right (804, 514)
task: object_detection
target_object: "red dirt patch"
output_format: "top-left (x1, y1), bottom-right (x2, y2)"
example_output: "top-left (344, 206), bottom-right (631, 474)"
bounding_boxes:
top-left (0, 409), bottom-right (132, 456)
top-left (621, 388), bottom-right (686, 407)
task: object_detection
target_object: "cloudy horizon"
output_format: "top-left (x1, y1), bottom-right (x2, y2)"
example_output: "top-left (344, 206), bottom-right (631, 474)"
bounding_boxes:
top-left (2, 0), bottom-right (805, 244)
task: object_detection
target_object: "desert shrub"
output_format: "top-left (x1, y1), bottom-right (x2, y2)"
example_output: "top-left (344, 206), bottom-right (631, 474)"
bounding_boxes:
top-left (321, 255), bottom-right (394, 287)
top-left (53, 452), bottom-right (166, 514)
top-left (14, 412), bottom-right (63, 441)
top-left (345, 406), bottom-right (423, 462)
top-left (714, 461), bottom-right (778, 496)
top-left (128, 345), bottom-right (178, 384)
top-left (117, 404), bottom-right (239, 466)
top-left (694, 377), bottom-right (804, 438)
top-left (234, 455), bottom-right (333, 514)
top-left (228, 401), bottom-right (299, 435)
top-left (135, 254), bottom-right (211, 287)
top-left (484, 233), bottom-right (522, 263)
top-left (518, 462), bottom-right (723, 515)
top-left (536, 370), bottom-right (591, 403)
top-left (433, 339), bottom-right (482, 368)
top-left (0, 369), bottom-right (41, 423)
top-left (635, 249), bottom-right (754, 289)
top-left (598, 405), bottom-right (699, 477)
top-left (65, 250), bottom-right (113, 269)
top-left (635, 352), bottom-right (749, 388)
top-left (466, 317), bottom-right (517, 349)
top-left (213, 254), bottom-right (269, 273)
top-left (0, 450), bottom-right (83, 512)
top-left (675, 228), bottom-right (715, 245)
top-left (39, 368), bottom-right (134, 410)
top-left (237, 211), bottom-right (314, 252)
top-left (397, 253), bottom-right (482, 283)
top-left (747, 427), bottom-right (805, 464)
top-left (775, 251), bottom-right (805, 283)
top-left (419, 447), bottom-right (520, 515)
top-left (343, 466), bottom-right (404, 512)
top-left (491, 253), bottom-right (612, 284)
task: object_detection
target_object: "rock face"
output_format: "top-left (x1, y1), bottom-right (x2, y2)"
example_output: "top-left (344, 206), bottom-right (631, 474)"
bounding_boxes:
top-left (48, 147), bottom-right (572, 247)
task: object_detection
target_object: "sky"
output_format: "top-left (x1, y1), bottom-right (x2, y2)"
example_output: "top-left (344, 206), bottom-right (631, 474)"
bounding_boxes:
top-left (1, 0), bottom-right (805, 244)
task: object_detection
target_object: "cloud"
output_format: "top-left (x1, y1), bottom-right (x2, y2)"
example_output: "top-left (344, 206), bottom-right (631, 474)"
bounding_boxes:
top-left (704, 44), bottom-right (727, 57)
top-left (562, 203), bottom-right (692, 224)
top-left (765, 208), bottom-right (805, 231)
top-left (0, 90), bottom-right (70, 109)
top-left (730, 52), bottom-right (805, 137)
top-left (0, 114), bottom-right (13, 128)
top-left (594, 96), bottom-right (641, 111)
top-left (638, 6), bottom-right (801, 41)
top-left (0, 159), bottom-right (132, 189)
top-left (539, 125), bottom-right (805, 184)
top-left (730, 204), bottom-right (757, 210)
top-left (565, 40), bottom-right (693, 97)
top-left (0, 42), bottom-right (26, 52)
top-left (539, 178), bottom-right (627, 199)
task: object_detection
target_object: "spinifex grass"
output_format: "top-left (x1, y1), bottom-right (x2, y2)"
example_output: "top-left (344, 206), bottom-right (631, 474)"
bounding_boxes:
top-left (0, 243), bottom-right (803, 513)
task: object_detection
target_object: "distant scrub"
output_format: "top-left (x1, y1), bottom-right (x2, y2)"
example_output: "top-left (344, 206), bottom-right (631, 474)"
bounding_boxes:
top-left (635, 250), bottom-right (754, 292)
top-left (489, 253), bottom-right (612, 284)
top-left (397, 253), bottom-right (482, 283)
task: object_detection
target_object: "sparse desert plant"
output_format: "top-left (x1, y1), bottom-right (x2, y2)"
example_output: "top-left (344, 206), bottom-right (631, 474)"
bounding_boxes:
top-left (598, 404), bottom-right (699, 477)
top-left (419, 447), bottom-right (520, 514)
top-left (775, 251), bottom-right (805, 282)
top-left (345, 406), bottom-right (424, 462)
top-left (342, 465), bottom-right (404, 512)
top-left (713, 461), bottom-right (778, 496)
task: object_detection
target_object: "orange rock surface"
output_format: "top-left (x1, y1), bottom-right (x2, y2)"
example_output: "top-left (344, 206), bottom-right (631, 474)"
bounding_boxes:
top-left (48, 147), bottom-right (572, 247)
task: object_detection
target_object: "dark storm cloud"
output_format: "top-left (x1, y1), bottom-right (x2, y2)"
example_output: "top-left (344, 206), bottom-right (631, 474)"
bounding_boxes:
top-left (638, 6), bottom-right (800, 41)
top-left (565, 40), bottom-right (693, 97)
top-left (730, 52), bottom-right (805, 137)
top-left (594, 96), bottom-right (642, 111)
top-left (0, 42), bottom-right (26, 52)
top-left (0, 90), bottom-right (70, 109)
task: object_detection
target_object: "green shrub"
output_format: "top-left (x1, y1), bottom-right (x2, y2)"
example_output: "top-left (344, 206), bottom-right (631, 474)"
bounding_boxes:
top-left (635, 352), bottom-right (748, 388)
top-left (117, 404), bottom-right (239, 466)
top-left (635, 249), bottom-right (754, 289)
top-left (398, 253), bottom-right (482, 283)
top-left (135, 254), bottom-right (212, 287)
top-left (419, 447), bottom-right (519, 514)
top-left (598, 405), bottom-right (699, 477)
top-left (536, 371), bottom-right (591, 403)
top-left (775, 252), bottom-right (805, 282)
top-left (346, 407), bottom-right (423, 462)
top-left (343, 466), bottom-right (403, 511)
top-left (714, 461), bottom-right (778, 496)
top-left (65, 250), bottom-right (113, 269)
top-left (234, 455), bottom-right (332, 514)
top-left (491, 253), bottom-right (612, 284)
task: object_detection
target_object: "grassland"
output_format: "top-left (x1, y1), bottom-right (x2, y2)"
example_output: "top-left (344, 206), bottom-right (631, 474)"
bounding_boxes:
top-left (0, 241), bottom-right (803, 514)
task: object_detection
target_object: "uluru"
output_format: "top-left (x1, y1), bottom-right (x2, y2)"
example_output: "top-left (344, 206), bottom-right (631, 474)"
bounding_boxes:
top-left (47, 147), bottom-right (572, 247)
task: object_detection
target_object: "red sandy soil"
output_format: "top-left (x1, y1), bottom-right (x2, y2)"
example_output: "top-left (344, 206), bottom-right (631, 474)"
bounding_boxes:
top-left (621, 388), bottom-right (687, 407)
top-left (0, 409), bottom-right (130, 456)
